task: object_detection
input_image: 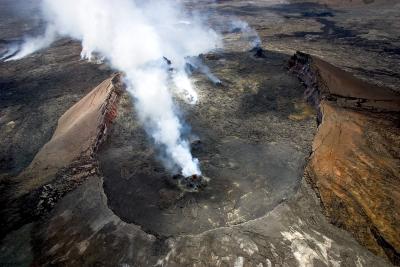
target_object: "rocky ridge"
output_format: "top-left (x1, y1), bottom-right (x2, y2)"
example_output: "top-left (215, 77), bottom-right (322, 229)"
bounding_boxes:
top-left (289, 51), bottom-right (400, 265)
top-left (0, 74), bottom-right (122, 240)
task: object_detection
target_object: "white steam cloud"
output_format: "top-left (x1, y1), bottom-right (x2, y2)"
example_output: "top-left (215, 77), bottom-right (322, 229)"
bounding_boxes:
top-left (4, 25), bottom-right (56, 61)
top-left (186, 56), bottom-right (222, 85)
top-left (229, 20), bottom-right (261, 48)
top-left (7, 0), bottom-right (221, 176)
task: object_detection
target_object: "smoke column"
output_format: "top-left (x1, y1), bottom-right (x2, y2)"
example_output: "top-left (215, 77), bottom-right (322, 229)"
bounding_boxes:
top-left (4, 25), bottom-right (56, 61)
top-left (229, 19), bottom-right (261, 48)
top-left (9, 0), bottom-right (221, 176)
top-left (186, 56), bottom-right (222, 85)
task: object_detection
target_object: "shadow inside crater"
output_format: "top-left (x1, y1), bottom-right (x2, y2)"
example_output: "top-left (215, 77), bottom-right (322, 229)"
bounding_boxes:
top-left (98, 50), bottom-right (310, 237)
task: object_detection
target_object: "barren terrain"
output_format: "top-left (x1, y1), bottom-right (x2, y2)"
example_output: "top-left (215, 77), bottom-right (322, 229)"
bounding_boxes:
top-left (0, 0), bottom-right (399, 266)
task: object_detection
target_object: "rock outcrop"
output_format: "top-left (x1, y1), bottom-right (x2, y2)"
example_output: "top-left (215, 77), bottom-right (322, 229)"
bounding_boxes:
top-left (0, 74), bottom-right (123, 238)
top-left (289, 51), bottom-right (400, 265)
top-left (16, 74), bottom-right (122, 194)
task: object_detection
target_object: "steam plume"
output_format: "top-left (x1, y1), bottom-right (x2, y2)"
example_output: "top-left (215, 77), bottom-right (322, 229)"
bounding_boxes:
top-left (8, 0), bottom-right (221, 176)
top-left (229, 19), bottom-right (261, 48)
top-left (186, 56), bottom-right (221, 85)
top-left (4, 25), bottom-right (56, 61)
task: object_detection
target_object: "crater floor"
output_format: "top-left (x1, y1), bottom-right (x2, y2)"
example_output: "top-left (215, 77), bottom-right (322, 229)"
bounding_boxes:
top-left (99, 51), bottom-right (309, 236)
top-left (0, 0), bottom-right (399, 266)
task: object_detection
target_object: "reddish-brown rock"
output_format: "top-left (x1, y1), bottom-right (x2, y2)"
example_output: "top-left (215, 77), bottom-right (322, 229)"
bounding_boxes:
top-left (290, 52), bottom-right (400, 264)
top-left (16, 74), bottom-right (123, 196)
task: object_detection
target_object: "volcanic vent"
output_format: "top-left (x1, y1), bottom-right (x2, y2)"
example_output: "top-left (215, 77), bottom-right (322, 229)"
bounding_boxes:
top-left (98, 50), bottom-right (309, 237)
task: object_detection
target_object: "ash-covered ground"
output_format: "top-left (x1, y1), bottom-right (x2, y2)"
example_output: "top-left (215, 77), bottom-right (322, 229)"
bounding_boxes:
top-left (99, 49), bottom-right (312, 237)
top-left (0, 0), bottom-right (399, 266)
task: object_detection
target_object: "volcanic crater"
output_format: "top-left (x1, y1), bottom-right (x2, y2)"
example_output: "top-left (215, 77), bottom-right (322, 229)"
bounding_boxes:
top-left (99, 50), bottom-right (312, 236)
top-left (1, 0), bottom-right (399, 266)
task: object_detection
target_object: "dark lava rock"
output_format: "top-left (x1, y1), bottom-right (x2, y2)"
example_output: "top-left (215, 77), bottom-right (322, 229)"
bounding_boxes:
top-left (163, 56), bottom-right (172, 65)
top-left (190, 138), bottom-right (203, 152)
top-left (158, 188), bottom-right (183, 209)
top-left (167, 174), bottom-right (209, 192)
top-left (250, 45), bottom-right (267, 58)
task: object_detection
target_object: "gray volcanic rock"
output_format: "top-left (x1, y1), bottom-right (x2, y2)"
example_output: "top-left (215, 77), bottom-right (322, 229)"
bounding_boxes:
top-left (1, 49), bottom-right (389, 266)
top-left (0, 0), bottom-right (399, 266)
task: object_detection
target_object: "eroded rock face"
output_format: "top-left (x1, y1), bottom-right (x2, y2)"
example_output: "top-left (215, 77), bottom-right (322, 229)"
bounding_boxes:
top-left (309, 102), bottom-right (400, 263)
top-left (16, 74), bottom-right (122, 195)
top-left (290, 52), bottom-right (400, 264)
top-left (0, 74), bottom-right (122, 238)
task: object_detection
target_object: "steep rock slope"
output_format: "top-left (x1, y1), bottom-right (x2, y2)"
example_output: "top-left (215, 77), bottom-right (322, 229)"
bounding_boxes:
top-left (0, 74), bottom-right (122, 239)
top-left (290, 51), bottom-right (400, 265)
top-left (16, 74), bottom-right (122, 195)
